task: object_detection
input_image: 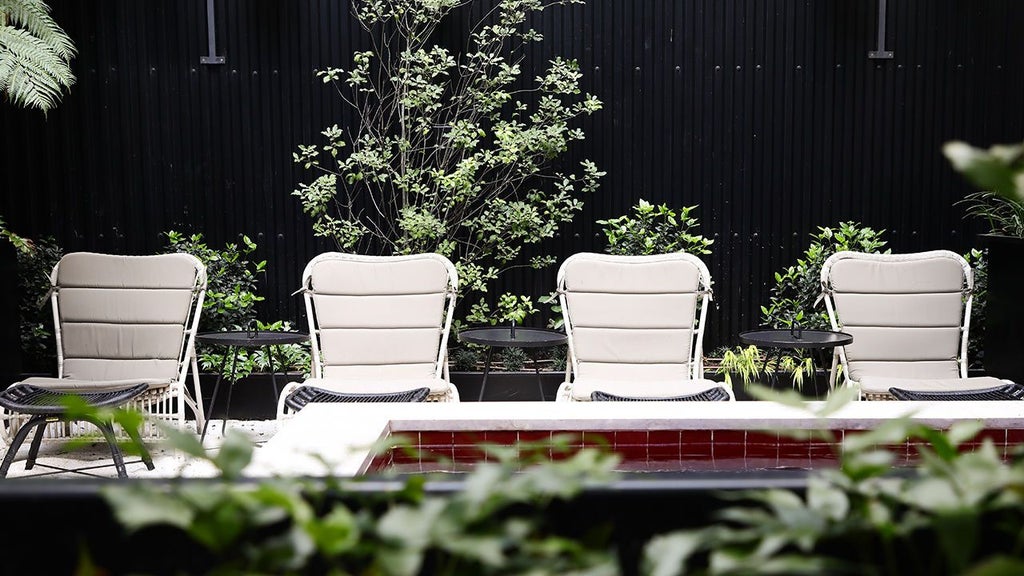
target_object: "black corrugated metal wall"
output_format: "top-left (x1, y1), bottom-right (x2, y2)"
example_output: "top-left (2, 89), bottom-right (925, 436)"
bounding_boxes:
top-left (2, 0), bottom-right (1021, 350)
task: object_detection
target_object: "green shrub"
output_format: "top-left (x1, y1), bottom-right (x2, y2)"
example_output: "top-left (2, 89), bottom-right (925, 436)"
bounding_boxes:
top-left (761, 221), bottom-right (889, 331)
top-left (712, 344), bottom-right (814, 390)
top-left (644, 387), bottom-right (1024, 575)
top-left (12, 234), bottom-right (63, 373)
top-left (91, 389), bottom-right (1024, 574)
top-left (597, 199), bottom-right (713, 256)
top-left (163, 231), bottom-right (309, 377)
top-left (539, 199), bottom-right (714, 331)
top-left (163, 230), bottom-right (266, 333)
top-left (449, 345), bottom-right (481, 372)
top-left (500, 346), bottom-right (527, 372)
top-left (963, 248), bottom-right (987, 370)
top-left (956, 190), bottom-right (1024, 237)
top-left (101, 422), bottom-right (622, 574)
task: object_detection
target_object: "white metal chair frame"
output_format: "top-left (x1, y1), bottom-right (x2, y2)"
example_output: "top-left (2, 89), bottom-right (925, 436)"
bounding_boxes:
top-left (821, 250), bottom-right (979, 400)
top-left (277, 252), bottom-right (460, 418)
top-left (556, 252), bottom-right (727, 401)
top-left (1, 252), bottom-right (208, 442)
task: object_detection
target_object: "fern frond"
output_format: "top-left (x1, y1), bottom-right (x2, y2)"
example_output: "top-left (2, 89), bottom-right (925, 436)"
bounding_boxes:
top-left (1, 0), bottom-right (76, 59)
top-left (0, 0), bottom-right (76, 113)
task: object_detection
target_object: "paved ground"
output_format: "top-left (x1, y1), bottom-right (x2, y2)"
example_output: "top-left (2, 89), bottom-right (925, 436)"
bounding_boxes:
top-left (1, 419), bottom-right (279, 479)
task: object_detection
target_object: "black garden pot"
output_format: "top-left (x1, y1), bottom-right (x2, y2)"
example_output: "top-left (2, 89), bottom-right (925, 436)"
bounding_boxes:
top-left (980, 234), bottom-right (1024, 385)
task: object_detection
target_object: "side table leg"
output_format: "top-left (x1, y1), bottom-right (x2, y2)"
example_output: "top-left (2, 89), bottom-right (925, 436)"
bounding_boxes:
top-left (222, 349), bottom-right (240, 436)
top-left (761, 348), bottom-right (781, 388)
top-left (531, 350), bottom-right (545, 401)
top-left (478, 347), bottom-right (494, 402)
top-left (200, 351), bottom-right (230, 443)
top-left (267, 345), bottom-right (280, 404)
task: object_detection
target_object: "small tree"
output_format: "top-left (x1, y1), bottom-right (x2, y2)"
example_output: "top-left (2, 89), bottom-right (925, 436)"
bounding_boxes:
top-left (293, 0), bottom-right (603, 318)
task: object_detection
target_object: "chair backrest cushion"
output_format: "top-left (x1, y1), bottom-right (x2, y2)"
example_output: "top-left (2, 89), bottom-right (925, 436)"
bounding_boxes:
top-left (55, 252), bottom-right (203, 382)
top-left (305, 253), bottom-right (455, 380)
top-left (559, 252), bottom-right (709, 381)
top-left (825, 251), bottom-right (968, 382)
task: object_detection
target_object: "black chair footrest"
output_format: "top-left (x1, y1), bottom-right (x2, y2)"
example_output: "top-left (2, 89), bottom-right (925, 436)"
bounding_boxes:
top-left (889, 383), bottom-right (1024, 401)
top-left (591, 387), bottom-right (730, 402)
top-left (284, 386), bottom-right (431, 412)
top-left (0, 382), bottom-right (153, 479)
top-left (0, 383), bottom-right (149, 415)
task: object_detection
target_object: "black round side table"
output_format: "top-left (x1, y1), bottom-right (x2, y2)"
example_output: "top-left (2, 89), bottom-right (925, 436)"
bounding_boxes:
top-left (738, 327), bottom-right (853, 387)
top-left (196, 330), bottom-right (309, 440)
top-left (457, 326), bottom-right (567, 401)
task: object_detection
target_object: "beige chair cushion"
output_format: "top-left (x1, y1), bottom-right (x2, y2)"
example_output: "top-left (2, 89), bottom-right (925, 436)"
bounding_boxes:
top-left (17, 377), bottom-right (174, 392)
top-left (859, 375), bottom-right (1007, 395)
top-left (822, 250), bottom-right (1006, 396)
top-left (307, 254), bottom-right (453, 380)
top-left (558, 252), bottom-right (725, 400)
top-left (54, 252), bottom-right (201, 384)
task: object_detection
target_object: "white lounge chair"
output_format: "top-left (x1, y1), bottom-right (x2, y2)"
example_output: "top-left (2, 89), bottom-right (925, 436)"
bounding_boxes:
top-left (277, 252), bottom-right (460, 418)
top-left (821, 250), bottom-right (1015, 400)
top-left (1, 252), bottom-right (208, 441)
top-left (555, 252), bottom-right (733, 402)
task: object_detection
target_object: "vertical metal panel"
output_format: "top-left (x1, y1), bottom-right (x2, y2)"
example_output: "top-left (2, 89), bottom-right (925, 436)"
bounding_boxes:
top-left (2, 0), bottom-right (1022, 349)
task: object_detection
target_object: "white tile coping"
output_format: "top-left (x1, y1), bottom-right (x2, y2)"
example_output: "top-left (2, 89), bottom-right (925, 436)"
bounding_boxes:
top-left (247, 400), bottom-right (1024, 478)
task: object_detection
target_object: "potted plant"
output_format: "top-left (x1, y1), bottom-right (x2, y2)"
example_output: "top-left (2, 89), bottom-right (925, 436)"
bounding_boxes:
top-left (708, 344), bottom-right (815, 400)
top-left (944, 141), bottom-right (1024, 385)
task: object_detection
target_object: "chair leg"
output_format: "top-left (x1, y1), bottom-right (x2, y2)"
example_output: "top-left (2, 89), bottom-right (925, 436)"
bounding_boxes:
top-left (123, 421), bottom-right (155, 471)
top-left (267, 345), bottom-right (281, 404)
top-left (80, 415), bottom-right (128, 479)
top-left (190, 353), bottom-right (206, 436)
top-left (25, 417), bottom-right (51, 469)
top-left (828, 351), bottom-right (840, 388)
top-left (0, 416), bottom-right (48, 477)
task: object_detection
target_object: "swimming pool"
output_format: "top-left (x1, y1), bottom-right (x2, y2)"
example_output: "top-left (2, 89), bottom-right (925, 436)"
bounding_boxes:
top-left (250, 400), bottom-right (1024, 477)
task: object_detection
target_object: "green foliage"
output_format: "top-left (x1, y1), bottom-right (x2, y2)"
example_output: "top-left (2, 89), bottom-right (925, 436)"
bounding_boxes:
top-left (293, 0), bottom-right (604, 323)
top-left (643, 388), bottom-right (1024, 575)
top-left (91, 388), bottom-right (1024, 574)
top-left (0, 215), bottom-right (31, 253)
top-left (10, 230), bottom-right (62, 373)
top-left (944, 141), bottom-right (1024, 206)
top-left (450, 345), bottom-right (481, 372)
top-left (467, 292), bottom-right (538, 326)
top-left (163, 231), bottom-right (310, 376)
top-left (597, 199), bottom-right (714, 256)
top-left (948, 142), bottom-right (1020, 372)
top-left (101, 420), bottom-right (622, 575)
top-left (196, 319), bottom-right (312, 380)
top-left (713, 344), bottom-right (814, 390)
top-left (163, 230), bottom-right (266, 333)
top-left (755, 222), bottom-right (887, 381)
top-left (0, 0), bottom-right (76, 113)
top-left (500, 345), bottom-right (527, 372)
top-left (964, 248), bottom-right (987, 370)
top-left (760, 221), bottom-right (889, 332)
top-left (956, 190), bottom-right (1024, 238)
top-left (538, 290), bottom-right (564, 330)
